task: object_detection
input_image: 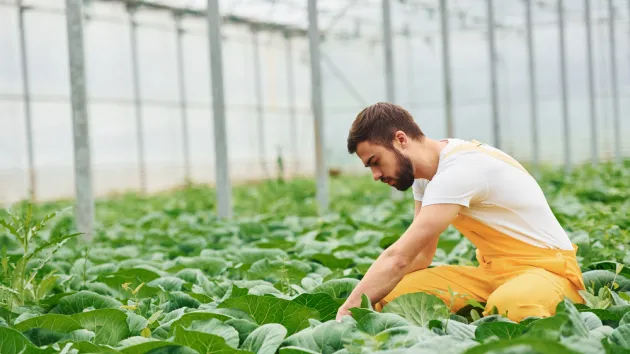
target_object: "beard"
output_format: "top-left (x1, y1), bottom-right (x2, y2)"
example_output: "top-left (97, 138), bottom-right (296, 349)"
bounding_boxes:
top-left (388, 148), bottom-right (415, 191)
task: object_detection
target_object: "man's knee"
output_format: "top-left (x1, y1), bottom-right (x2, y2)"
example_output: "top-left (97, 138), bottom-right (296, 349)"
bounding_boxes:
top-left (376, 266), bottom-right (484, 313)
top-left (484, 271), bottom-right (575, 322)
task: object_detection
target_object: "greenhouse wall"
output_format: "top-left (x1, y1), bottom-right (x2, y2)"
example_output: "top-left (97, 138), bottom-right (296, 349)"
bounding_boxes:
top-left (1, 0), bottom-right (629, 205)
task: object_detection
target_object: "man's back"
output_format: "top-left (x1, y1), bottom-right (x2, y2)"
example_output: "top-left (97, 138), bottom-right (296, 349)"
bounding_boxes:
top-left (412, 138), bottom-right (573, 250)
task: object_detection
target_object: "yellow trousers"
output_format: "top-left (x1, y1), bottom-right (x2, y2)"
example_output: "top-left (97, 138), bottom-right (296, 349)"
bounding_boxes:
top-left (375, 214), bottom-right (586, 322)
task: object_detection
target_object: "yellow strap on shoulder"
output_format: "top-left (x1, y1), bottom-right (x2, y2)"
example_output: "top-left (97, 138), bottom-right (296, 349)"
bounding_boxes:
top-left (442, 139), bottom-right (530, 176)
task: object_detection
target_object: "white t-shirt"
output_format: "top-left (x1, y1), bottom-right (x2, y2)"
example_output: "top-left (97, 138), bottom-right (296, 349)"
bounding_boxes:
top-left (412, 139), bottom-right (573, 250)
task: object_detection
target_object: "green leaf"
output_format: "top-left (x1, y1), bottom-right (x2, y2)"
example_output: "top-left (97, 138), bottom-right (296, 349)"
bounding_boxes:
top-left (580, 312), bottom-right (603, 330)
top-left (173, 326), bottom-right (252, 354)
top-left (70, 309), bottom-right (130, 346)
top-left (169, 311), bottom-right (231, 336)
top-left (218, 295), bottom-right (320, 335)
top-left (462, 337), bottom-right (582, 354)
top-left (161, 291), bottom-right (201, 312)
top-left (241, 323), bottom-right (287, 354)
top-left (356, 312), bottom-right (410, 335)
top-left (609, 324), bottom-right (630, 349)
top-left (187, 318), bottom-right (240, 348)
top-left (360, 293), bottom-right (373, 310)
top-left (582, 270), bottom-right (630, 293)
top-left (48, 290), bottom-right (122, 314)
top-left (443, 319), bottom-right (476, 340)
top-left (13, 313), bottom-right (82, 334)
top-left (281, 318), bottom-right (356, 354)
top-left (292, 293), bottom-right (343, 322)
top-left (127, 312), bottom-right (148, 337)
top-left (309, 278), bottom-right (359, 300)
top-left (279, 347), bottom-right (319, 354)
top-left (119, 339), bottom-right (188, 354)
top-left (620, 312), bottom-right (630, 326)
top-left (0, 326), bottom-right (56, 353)
top-left (225, 319), bottom-right (260, 347)
top-left (381, 292), bottom-right (450, 326)
top-left (475, 322), bottom-right (525, 341)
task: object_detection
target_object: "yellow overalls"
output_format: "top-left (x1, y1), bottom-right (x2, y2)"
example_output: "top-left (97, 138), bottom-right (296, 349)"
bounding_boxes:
top-left (375, 140), bottom-right (586, 322)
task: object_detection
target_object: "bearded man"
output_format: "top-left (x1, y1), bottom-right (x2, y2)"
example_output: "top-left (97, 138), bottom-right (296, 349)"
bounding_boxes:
top-left (335, 102), bottom-right (585, 323)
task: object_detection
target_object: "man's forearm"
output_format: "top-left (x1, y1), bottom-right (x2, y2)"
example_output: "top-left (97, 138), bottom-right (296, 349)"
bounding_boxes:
top-left (346, 249), bottom-right (409, 305)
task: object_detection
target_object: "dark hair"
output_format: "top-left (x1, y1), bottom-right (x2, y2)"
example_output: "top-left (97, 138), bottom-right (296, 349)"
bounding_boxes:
top-left (347, 102), bottom-right (424, 154)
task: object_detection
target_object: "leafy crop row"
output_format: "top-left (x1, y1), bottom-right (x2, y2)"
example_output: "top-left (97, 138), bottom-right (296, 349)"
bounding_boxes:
top-left (0, 161), bottom-right (629, 353)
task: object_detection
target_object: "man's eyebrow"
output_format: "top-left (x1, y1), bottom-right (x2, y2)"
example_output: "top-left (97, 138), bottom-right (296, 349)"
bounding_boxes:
top-left (365, 155), bottom-right (375, 167)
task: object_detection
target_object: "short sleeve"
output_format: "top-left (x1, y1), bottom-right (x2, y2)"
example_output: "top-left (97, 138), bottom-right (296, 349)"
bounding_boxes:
top-left (412, 179), bottom-right (429, 202)
top-left (421, 165), bottom-right (488, 208)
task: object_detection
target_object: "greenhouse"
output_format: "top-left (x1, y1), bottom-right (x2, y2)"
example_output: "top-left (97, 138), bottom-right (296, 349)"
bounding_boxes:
top-left (0, 0), bottom-right (629, 353)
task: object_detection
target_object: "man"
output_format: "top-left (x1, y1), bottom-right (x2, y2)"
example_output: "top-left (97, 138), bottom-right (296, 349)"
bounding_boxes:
top-left (335, 102), bottom-right (585, 323)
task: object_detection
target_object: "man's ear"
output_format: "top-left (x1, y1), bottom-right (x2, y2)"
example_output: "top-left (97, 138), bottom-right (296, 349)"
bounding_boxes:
top-left (394, 131), bottom-right (407, 147)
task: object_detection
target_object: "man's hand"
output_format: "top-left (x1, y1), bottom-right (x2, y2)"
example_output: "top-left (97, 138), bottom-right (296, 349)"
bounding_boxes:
top-left (335, 293), bottom-right (362, 322)
top-left (338, 203), bottom-right (462, 313)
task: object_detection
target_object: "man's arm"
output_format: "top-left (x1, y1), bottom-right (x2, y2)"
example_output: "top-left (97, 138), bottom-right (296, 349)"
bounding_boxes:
top-left (335, 203), bottom-right (462, 320)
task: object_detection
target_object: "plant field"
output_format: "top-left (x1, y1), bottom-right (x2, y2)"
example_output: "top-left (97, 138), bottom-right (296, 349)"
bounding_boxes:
top-left (1, 162), bottom-right (630, 353)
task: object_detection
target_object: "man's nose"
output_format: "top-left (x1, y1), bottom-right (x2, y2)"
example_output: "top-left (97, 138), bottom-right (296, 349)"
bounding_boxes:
top-left (372, 169), bottom-right (382, 181)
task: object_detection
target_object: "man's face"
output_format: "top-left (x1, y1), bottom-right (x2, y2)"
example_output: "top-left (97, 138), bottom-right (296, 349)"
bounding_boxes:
top-left (356, 140), bottom-right (415, 191)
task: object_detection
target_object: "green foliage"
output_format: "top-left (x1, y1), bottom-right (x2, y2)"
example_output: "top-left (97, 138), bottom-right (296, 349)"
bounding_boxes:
top-left (0, 161), bottom-right (629, 353)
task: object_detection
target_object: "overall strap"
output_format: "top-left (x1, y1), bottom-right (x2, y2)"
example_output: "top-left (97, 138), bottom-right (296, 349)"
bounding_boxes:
top-left (442, 140), bottom-right (530, 176)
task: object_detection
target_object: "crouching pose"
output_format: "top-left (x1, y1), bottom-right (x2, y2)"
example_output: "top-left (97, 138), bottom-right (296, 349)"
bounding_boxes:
top-left (336, 102), bottom-right (585, 323)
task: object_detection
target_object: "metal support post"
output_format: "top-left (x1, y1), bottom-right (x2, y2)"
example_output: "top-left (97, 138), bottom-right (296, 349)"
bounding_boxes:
top-left (524, 0), bottom-right (539, 176)
top-left (128, 7), bottom-right (147, 192)
top-left (608, 0), bottom-right (621, 165)
top-left (284, 32), bottom-right (299, 175)
top-left (308, 0), bottom-right (329, 214)
top-left (440, 0), bottom-right (454, 139)
top-left (383, 0), bottom-right (395, 104)
top-left (18, 0), bottom-right (36, 201)
top-left (487, 0), bottom-right (500, 149)
top-left (558, 0), bottom-right (571, 173)
top-left (585, 0), bottom-right (598, 166)
top-left (207, 0), bottom-right (232, 218)
top-left (382, 0), bottom-right (403, 200)
top-left (65, 0), bottom-right (94, 240)
top-left (251, 28), bottom-right (268, 177)
top-left (174, 15), bottom-right (191, 182)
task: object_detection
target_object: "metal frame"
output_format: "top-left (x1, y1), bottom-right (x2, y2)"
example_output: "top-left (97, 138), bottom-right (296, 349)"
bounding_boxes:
top-left (207, 0), bottom-right (232, 218)
top-left (524, 0), bottom-right (539, 176)
top-left (557, 0), bottom-right (571, 173)
top-left (308, 0), bottom-right (329, 214)
top-left (440, 0), bottom-right (454, 139)
top-left (174, 14), bottom-right (191, 183)
top-left (65, 0), bottom-right (95, 240)
top-left (584, 0), bottom-right (598, 167)
top-left (17, 0), bottom-right (36, 201)
top-left (486, 0), bottom-right (500, 149)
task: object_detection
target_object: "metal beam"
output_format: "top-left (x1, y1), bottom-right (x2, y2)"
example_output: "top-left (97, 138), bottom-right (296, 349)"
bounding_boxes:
top-left (383, 0), bottom-right (395, 104)
top-left (608, 0), bottom-right (621, 165)
top-left (524, 0), bottom-right (539, 176)
top-left (440, 0), bottom-right (454, 139)
top-left (558, 0), bottom-right (571, 173)
top-left (584, 0), bottom-right (598, 166)
top-left (17, 0), bottom-right (36, 201)
top-left (382, 0), bottom-right (403, 200)
top-left (487, 0), bottom-right (500, 149)
top-left (65, 0), bottom-right (94, 241)
top-left (251, 28), bottom-right (268, 178)
top-left (174, 15), bottom-right (191, 183)
top-left (284, 33), bottom-right (299, 175)
top-left (99, 0), bottom-right (308, 36)
top-left (308, 0), bottom-right (329, 214)
top-left (207, 0), bottom-right (232, 218)
top-left (128, 7), bottom-right (147, 193)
